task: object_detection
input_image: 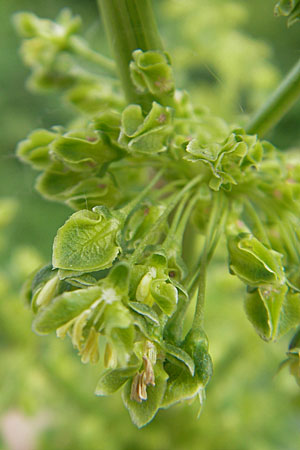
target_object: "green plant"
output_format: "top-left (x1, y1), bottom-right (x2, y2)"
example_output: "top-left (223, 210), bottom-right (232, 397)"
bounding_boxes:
top-left (14, 0), bottom-right (300, 428)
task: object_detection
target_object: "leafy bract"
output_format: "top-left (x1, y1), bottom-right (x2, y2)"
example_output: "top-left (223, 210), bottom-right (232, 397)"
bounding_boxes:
top-left (53, 206), bottom-right (123, 271)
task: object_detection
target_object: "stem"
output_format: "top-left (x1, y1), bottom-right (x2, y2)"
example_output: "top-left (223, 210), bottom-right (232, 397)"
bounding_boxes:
top-left (121, 169), bottom-right (164, 216)
top-left (129, 175), bottom-right (203, 264)
top-left (97, 0), bottom-right (163, 107)
top-left (191, 193), bottom-right (227, 328)
top-left (246, 58), bottom-right (300, 137)
top-left (69, 36), bottom-right (116, 74)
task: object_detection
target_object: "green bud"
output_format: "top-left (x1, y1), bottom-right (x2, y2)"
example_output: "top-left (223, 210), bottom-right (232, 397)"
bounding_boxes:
top-left (227, 233), bottom-right (285, 287)
top-left (130, 50), bottom-right (175, 100)
top-left (245, 285), bottom-right (300, 341)
top-left (185, 130), bottom-right (263, 191)
top-left (52, 206), bottom-right (123, 272)
top-left (150, 279), bottom-right (178, 316)
top-left (274, 1), bottom-right (300, 26)
top-left (30, 264), bottom-right (59, 313)
top-left (162, 328), bottom-right (212, 409)
top-left (119, 102), bottom-right (173, 154)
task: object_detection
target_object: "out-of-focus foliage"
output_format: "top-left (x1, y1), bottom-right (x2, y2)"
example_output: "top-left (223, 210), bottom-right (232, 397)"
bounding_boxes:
top-left (1, 0), bottom-right (300, 447)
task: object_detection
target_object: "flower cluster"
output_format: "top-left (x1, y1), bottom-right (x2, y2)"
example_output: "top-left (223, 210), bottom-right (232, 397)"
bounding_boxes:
top-left (16, 9), bottom-right (300, 427)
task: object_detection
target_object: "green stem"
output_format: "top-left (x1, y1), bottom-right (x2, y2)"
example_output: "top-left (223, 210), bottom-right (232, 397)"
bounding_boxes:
top-left (122, 169), bottom-right (164, 217)
top-left (69, 36), bottom-right (116, 74)
top-left (191, 193), bottom-right (227, 328)
top-left (97, 0), bottom-right (163, 107)
top-left (129, 175), bottom-right (203, 264)
top-left (246, 58), bottom-right (300, 137)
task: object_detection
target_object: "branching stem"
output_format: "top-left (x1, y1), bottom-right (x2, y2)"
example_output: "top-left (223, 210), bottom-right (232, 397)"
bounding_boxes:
top-left (246, 57), bottom-right (300, 137)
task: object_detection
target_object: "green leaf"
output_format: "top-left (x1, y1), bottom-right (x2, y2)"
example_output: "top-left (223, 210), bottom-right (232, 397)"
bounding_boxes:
top-left (33, 285), bottom-right (102, 334)
top-left (122, 362), bottom-right (168, 428)
top-left (130, 50), bottom-right (175, 100)
top-left (52, 206), bottom-right (123, 272)
top-left (119, 102), bottom-right (172, 154)
top-left (163, 342), bottom-right (195, 375)
top-left (36, 163), bottom-right (84, 201)
top-left (128, 302), bottom-right (160, 325)
top-left (161, 362), bottom-right (203, 409)
top-left (183, 328), bottom-right (213, 387)
top-left (17, 129), bottom-right (56, 170)
top-left (245, 285), bottom-right (300, 341)
top-left (50, 131), bottom-right (119, 172)
top-left (102, 301), bottom-right (132, 334)
top-left (274, 1), bottom-right (300, 26)
top-left (150, 280), bottom-right (178, 316)
top-left (95, 366), bottom-right (139, 396)
top-left (107, 261), bottom-right (130, 293)
top-left (227, 233), bottom-right (285, 287)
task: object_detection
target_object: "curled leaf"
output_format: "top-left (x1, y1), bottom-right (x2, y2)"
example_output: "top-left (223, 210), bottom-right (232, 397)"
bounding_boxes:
top-left (52, 206), bottom-right (123, 272)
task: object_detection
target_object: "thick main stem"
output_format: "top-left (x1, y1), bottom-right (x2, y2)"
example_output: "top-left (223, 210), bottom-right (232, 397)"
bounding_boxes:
top-left (97, 0), bottom-right (163, 108)
top-left (246, 58), bottom-right (300, 137)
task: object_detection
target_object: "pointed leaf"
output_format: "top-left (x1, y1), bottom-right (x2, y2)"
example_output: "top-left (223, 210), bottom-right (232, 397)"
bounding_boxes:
top-left (95, 366), bottom-right (139, 396)
top-left (33, 285), bottom-right (102, 334)
top-left (122, 363), bottom-right (168, 428)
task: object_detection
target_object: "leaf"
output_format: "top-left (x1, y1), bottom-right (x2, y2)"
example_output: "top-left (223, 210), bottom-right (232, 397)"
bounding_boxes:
top-left (95, 366), bottom-right (139, 396)
top-left (36, 163), bottom-right (84, 201)
top-left (66, 177), bottom-right (121, 211)
top-left (129, 302), bottom-right (160, 325)
top-left (150, 280), bottom-right (178, 316)
top-left (274, 1), bottom-right (300, 26)
top-left (33, 285), bottom-right (102, 334)
top-left (17, 129), bottom-right (56, 170)
top-left (107, 261), bottom-right (130, 292)
top-left (227, 233), bottom-right (285, 287)
top-left (163, 342), bottom-right (195, 375)
top-left (245, 285), bottom-right (300, 341)
top-left (50, 131), bottom-right (119, 172)
top-left (102, 302), bottom-right (132, 334)
top-left (122, 362), bottom-right (168, 428)
top-left (130, 50), bottom-right (175, 99)
top-left (161, 362), bottom-right (203, 409)
top-left (52, 206), bottom-right (123, 272)
top-left (119, 102), bottom-right (172, 154)
top-left (183, 328), bottom-right (213, 387)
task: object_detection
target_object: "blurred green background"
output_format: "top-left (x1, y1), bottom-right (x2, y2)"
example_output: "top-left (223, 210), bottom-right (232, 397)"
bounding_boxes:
top-left (0, 1), bottom-right (300, 448)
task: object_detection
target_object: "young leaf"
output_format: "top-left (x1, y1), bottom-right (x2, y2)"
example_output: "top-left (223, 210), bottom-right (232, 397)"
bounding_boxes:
top-left (150, 279), bottom-right (178, 316)
top-left (33, 285), bottom-right (102, 334)
top-left (52, 206), bottom-right (123, 271)
top-left (122, 362), bottom-right (168, 428)
top-left (95, 366), bottom-right (139, 396)
top-left (227, 233), bottom-right (285, 287)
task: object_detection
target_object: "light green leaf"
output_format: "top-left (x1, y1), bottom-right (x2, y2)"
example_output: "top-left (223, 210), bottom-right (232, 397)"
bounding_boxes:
top-left (245, 286), bottom-right (300, 341)
top-left (161, 362), bottom-right (203, 409)
top-left (33, 285), bottom-right (102, 334)
top-left (228, 233), bottom-right (285, 287)
top-left (17, 129), bottom-right (56, 170)
top-left (129, 302), bottom-right (160, 325)
top-left (95, 366), bottom-right (139, 396)
top-left (51, 131), bottom-right (119, 172)
top-left (52, 206), bottom-right (123, 272)
top-left (122, 362), bottom-right (168, 428)
top-left (163, 342), bottom-right (195, 375)
top-left (150, 280), bottom-right (178, 316)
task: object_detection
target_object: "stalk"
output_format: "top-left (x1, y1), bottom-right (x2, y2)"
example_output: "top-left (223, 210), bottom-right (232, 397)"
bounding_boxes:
top-left (246, 58), bottom-right (300, 137)
top-left (97, 0), bottom-right (163, 107)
